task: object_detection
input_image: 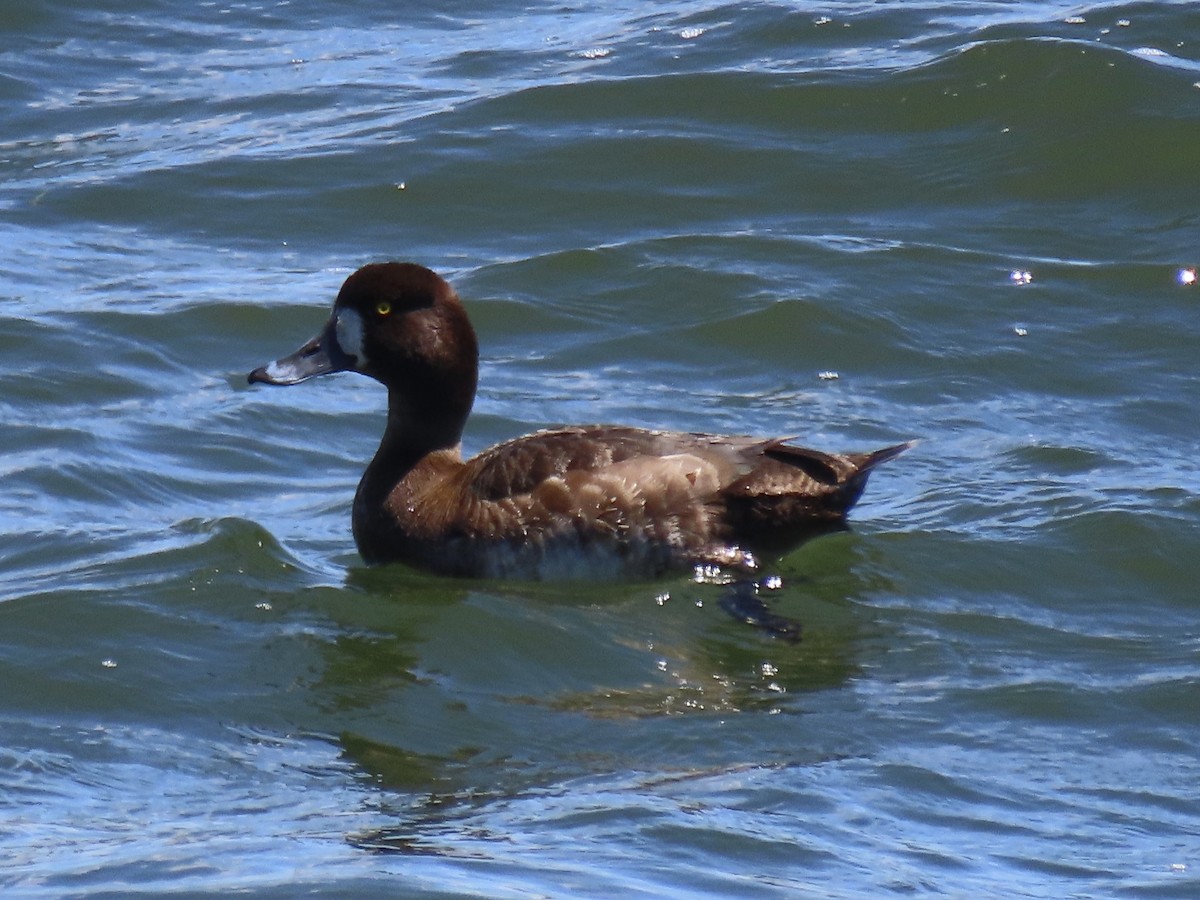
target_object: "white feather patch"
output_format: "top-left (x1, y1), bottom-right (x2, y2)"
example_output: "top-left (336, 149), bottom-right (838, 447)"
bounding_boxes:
top-left (334, 308), bottom-right (366, 366)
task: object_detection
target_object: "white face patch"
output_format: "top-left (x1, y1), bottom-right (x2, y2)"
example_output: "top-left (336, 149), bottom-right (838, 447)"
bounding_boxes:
top-left (334, 308), bottom-right (366, 367)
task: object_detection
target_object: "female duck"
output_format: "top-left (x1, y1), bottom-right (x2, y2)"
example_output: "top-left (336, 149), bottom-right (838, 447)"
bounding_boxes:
top-left (249, 262), bottom-right (908, 580)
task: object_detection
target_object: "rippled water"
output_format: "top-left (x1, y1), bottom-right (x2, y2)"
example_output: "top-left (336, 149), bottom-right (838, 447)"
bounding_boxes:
top-left (3, 1), bottom-right (1199, 896)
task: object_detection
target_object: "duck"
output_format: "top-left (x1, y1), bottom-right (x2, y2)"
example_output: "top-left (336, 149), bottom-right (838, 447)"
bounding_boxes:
top-left (248, 262), bottom-right (909, 582)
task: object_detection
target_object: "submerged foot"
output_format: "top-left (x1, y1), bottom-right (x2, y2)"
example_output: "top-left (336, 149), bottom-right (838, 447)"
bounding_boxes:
top-left (718, 577), bottom-right (802, 642)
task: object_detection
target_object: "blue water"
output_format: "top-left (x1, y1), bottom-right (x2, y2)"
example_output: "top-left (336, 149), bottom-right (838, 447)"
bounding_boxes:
top-left (2, 1), bottom-right (1199, 896)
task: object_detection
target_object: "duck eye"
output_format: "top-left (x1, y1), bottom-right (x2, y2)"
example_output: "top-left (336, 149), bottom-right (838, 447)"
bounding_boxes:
top-left (375, 301), bottom-right (392, 316)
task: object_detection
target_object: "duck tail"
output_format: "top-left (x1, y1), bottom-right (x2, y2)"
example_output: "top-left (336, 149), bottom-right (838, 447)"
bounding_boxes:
top-left (857, 440), bottom-right (917, 473)
top-left (828, 439), bottom-right (914, 514)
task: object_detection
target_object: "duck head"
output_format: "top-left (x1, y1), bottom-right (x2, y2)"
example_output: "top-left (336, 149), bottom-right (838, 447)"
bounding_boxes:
top-left (249, 262), bottom-right (479, 449)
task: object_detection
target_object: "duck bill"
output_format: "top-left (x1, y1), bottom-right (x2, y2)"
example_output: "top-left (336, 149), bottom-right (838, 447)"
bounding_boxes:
top-left (248, 320), bottom-right (355, 386)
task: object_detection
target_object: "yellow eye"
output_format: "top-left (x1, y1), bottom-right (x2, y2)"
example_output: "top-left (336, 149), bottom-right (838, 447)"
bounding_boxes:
top-left (375, 301), bottom-right (392, 316)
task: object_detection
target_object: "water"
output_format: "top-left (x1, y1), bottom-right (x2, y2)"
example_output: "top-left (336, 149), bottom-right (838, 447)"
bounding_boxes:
top-left (3, 1), bottom-right (1199, 896)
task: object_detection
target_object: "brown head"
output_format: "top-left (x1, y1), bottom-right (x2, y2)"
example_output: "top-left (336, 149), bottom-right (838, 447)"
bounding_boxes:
top-left (249, 262), bottom-right (479, 451)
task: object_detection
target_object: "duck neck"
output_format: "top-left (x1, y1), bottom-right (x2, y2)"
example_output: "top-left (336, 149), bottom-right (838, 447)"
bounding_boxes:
top-left (352, 392), bottom-right (468, 563)
top-left (379, 394), bottom-right (466, 474)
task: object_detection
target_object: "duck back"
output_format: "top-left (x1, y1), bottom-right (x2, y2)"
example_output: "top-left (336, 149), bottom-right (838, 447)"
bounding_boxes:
top-left (356, 426), bottom-right (910, 580)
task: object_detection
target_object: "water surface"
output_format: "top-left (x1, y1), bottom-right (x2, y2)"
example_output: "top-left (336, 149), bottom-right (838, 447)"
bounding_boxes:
top-left (2, 1), bottom-right (1199, 896)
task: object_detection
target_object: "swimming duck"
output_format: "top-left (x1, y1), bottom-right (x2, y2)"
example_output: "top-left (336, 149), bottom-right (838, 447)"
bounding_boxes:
top-left (249, 262), bottom-right (909, 582)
